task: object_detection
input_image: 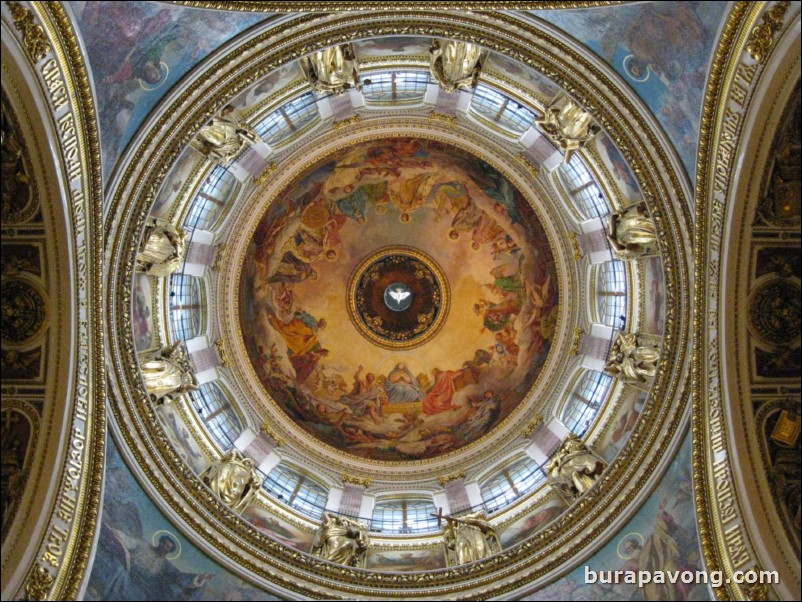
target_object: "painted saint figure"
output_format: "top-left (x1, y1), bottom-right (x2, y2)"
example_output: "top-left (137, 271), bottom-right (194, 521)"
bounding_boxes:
top-left (269, 309), bottom-right (329, 383)
top-left (383, 362), bottom-right (425, 402)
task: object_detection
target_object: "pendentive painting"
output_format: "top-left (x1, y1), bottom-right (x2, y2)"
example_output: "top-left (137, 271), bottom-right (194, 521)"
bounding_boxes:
top-left (239, 137), bottom-right (559, 461)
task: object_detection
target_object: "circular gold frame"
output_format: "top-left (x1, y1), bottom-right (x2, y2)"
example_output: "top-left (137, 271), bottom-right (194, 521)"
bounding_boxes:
top-left (346, 246), bottom-right (451, 350)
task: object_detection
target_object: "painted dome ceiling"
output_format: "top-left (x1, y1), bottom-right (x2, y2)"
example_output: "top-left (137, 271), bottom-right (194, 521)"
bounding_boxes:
top-left (239, 136), bottom-right (559, 461)
top-left (5, 3), bottom-right (802, 601)
top-left (96, 5), bottom-right (701, 599)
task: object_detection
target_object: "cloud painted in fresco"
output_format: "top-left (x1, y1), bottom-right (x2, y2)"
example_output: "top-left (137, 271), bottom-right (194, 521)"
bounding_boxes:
top-left (69, 1), bottom-right (268, 178)
top-left (534, 1), bottom-right (729, 184)
top-left (521, 431), bottom-right (711, 601)
top-left (85, 436), bottom-right (281, 601)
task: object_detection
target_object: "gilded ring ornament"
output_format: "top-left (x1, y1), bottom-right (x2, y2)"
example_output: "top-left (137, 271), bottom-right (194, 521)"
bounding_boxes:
top-left (747, 277), bottom-right (801, 350)
top-left (347, 246), bottom-right (450, 350)
top-left (0, 277), bottom-right (48, 347)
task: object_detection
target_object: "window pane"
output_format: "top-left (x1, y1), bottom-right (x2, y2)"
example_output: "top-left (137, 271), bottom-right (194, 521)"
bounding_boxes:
top-left (371, 499), bottom-right (439, 533)
top-left (471, 85), bottom-right (535, 134)
top-left (169, 274), bottom-right (203, 340)
top-left (559, 155), bottom-right (608, 218)
top-left (596, 261), bottom-right (627, 328)
top-left (185, 165), bottom-right (237, 231)
top-left (481, 457), bottom-right (545, 513)
top-left (562, 371), bottom-right (613, 436)
top-left (363, 71), bottom-right (429, 103)
top-left (262, 464), bottom-right (327, 520)
top-left (189, 382), bottom-right (242, 449)
top-left (254, 93), bottom-right (319, 145)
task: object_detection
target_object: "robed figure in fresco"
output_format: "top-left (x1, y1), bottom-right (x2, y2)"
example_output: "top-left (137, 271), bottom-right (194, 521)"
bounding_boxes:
top-left (89, 525), bottom-right (212, 601)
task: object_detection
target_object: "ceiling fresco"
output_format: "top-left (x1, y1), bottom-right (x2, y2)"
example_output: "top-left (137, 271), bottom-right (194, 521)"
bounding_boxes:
top-left (239, 137), bottom-right (559, 461)
top-left (533, 1), bottom-right (729, 181)
top-left (69, 0), bottom-right (268, 177)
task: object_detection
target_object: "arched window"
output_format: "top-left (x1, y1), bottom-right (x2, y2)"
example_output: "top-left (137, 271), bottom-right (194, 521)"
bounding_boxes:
top-left (169, 274), bottom-right (203, 341)
top-left (481, 456), bottom-right (546, 513)
top-left (254, 93), bottom-right (319, 146)
top-left (362, 71), bottom-right (429, 103)
top-left (371, 498), bottom-right (439, 534)
top-left (184, 164), bottom-right (238, 231)
top-left (559, 154), bottom-right (607, 219)
top-left (596, 261), bottom-right (627, 328)
top-left (561, 370), bottom-right (613, 437)
top-left (262, 464), bottom-right (328, 520)
top-left (470, 85), bottom-right (535, 134)
top-left (189, 382), bottom-right (242, 450)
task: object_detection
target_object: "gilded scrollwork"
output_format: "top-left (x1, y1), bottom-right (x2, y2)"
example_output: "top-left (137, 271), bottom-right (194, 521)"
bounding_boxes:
top-left (24, 565), bottom-right (53, 602)
top-left (7, 1), bottom-right (51, 63)
top-left (746, 1), bottom-right (790, 64)
top-left (342, 473), bottom-right (372, 488)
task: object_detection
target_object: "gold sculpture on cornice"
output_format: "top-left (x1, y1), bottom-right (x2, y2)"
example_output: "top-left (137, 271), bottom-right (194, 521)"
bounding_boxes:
top-left (547, 434), bottom-right (606, 501)
top-left (535, 93), bottom-right (600, 164)
top-left (139, 342), bottom-right (199, 404)
top-left (442, 511), bottom-right (501, 566)
top-left (201, 449), bottom-right (263, 514)
top-left (301, 43), bottom-right (361, 95)
top-left (191, 105), bottom-right (261, 167)
top-left (604, 332), bottom-right (660, 385)
top-left (311, 512), bottom-right (370, 567)
top-left (606, 202), bottom-right (659, 259)
top-left (430, 39), bottom-right (488, 93)
top-left (136, 217), bottom-right (188, 277)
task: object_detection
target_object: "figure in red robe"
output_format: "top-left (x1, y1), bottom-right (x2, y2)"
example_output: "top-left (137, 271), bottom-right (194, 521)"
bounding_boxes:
top-left (422, 368), bottom-right (460, 415)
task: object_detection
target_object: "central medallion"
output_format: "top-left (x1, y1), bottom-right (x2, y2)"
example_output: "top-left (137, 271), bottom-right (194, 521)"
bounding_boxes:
top-left (348, 247), bottom-right (450, 350)
top-left (384, 283), bottom-right (413, 312)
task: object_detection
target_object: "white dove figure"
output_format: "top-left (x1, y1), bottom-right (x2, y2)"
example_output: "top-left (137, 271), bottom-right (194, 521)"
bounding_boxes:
top-left (389, 288), bottom-right (411, 304)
